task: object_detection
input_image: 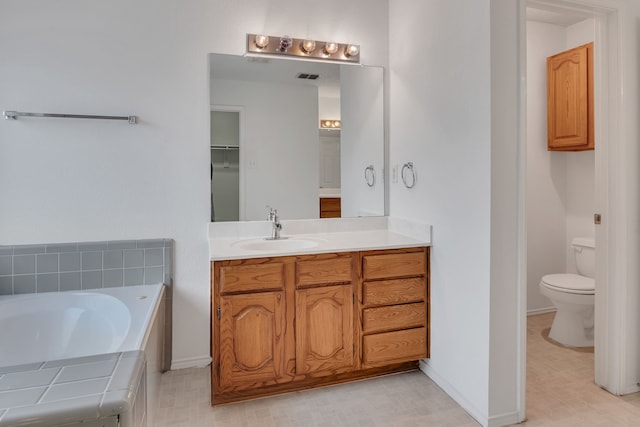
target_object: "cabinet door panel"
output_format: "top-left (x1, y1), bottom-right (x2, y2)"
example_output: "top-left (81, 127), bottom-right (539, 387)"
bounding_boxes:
top-left (219, 292), bottom-right (285, 392)
top-left (295, 285), bottom-right (354, 375)
top-left (547, 43), bottom-right (593, 151)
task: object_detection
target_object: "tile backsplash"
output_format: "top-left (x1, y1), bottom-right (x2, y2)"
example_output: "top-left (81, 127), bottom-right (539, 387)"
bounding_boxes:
top-left (0, 239), bottom-right (173, 296)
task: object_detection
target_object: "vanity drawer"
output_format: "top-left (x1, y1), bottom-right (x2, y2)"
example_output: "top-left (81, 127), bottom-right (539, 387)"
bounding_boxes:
top-left (362, 327), bottom-right (427, 366)
top-left (363, 302), bottom-right (426, 334)
top-left (363, 277), bottom-right (425, 306)
top-left (296, 256), bottom-right (353, 288)
top-left (362, 251), bottom-right (426, 280)
top-left (219, 263), bottom-right (285, 294)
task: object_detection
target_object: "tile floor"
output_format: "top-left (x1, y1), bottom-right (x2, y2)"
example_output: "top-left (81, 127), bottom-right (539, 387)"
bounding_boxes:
top-left (155, 313), bottom-right (640, 426)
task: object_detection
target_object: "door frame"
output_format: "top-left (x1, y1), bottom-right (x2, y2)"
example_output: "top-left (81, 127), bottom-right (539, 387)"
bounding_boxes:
top-left (210, 105), bottom-right (245, 221)
top-left (518, 0), bottom-right (623, 419)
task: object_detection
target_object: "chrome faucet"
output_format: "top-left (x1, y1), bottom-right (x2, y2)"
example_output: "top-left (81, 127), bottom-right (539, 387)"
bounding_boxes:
top-left (267, 206), bottom-right (282, 240)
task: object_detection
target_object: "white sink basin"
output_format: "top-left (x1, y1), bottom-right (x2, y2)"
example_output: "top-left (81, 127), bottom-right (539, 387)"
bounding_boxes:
top-left (232, 238), bottom-right (321, 252)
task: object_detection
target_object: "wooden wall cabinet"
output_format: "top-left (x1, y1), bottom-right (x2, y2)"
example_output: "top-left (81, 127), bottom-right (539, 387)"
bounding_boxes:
top-left (547, 42), bottom-right (594, 151)
top-left (211, 247), bottom-right (429, 404)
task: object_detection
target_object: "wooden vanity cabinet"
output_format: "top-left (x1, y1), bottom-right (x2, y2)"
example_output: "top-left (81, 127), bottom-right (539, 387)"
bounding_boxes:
top-left (360, 248), bottom-right (429, 368)
top-left (211, 247), bottom-right (429, 405)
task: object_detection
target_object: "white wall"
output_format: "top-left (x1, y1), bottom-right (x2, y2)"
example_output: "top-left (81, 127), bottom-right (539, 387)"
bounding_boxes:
top-left (389, 0), bottom-right (493, 423)
top-left (525, 19), bottom-right (595, 313)
top-left (341, 65), bottom-right (385, 217)
top-left (0, 0), bottom-right (390, 368)
top-left (526, 21), bottom-right (569, 313)
top-left (211, 79), bottom-right (319, 220)
top-left (319, 96), bottom-right (340, 121)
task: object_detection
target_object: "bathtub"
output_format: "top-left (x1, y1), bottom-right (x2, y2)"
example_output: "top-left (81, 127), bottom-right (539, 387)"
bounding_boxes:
top-left (0, 284), bottom-right (166, 425)
top-left (0, 284), bottom-right (164, 367)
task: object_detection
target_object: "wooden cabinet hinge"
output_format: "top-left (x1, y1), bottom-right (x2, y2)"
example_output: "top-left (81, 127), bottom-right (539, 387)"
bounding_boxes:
top-left (216, 306), bottom-right (221, 320)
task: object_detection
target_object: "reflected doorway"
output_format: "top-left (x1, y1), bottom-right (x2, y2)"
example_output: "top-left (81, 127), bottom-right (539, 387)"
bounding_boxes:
top-left (211, 109), bottom-right (241, 222)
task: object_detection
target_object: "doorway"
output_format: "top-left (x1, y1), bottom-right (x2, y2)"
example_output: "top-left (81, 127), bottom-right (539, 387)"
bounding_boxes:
top-left (520, 0), bottom-right (621, 419)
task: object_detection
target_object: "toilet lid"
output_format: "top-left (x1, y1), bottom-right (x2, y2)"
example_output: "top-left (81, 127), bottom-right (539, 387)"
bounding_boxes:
top-left (541, 273), bottom-right (595, 294)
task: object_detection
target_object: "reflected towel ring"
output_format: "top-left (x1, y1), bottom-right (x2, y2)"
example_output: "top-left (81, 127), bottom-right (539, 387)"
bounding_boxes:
top-left (364, 165), bottom-right (375, 187)
top-left (401, 162), bottom-right (416, 188)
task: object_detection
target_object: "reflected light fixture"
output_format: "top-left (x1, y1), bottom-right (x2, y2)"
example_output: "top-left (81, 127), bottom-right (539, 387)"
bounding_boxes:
top-left (320, 119), bottom-right (341, 129)
top-left (246, 33), bottom-right (360, 64)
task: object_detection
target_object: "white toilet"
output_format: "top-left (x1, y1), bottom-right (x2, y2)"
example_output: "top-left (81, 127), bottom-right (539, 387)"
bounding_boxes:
top-left (539, 237), bottom-right (595, 347)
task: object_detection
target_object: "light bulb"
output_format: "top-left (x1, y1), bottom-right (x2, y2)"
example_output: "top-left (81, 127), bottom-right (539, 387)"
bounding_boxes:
top-left (278, 36), bottom-right (293, 52)
top-left (333, 120), bottom-right (341, 128)
top-left (255, 34), bottom-right (269, 49)
top-left (344, 44), bottom-right (360, 57)
top-left (323, 42), bottom-right (339, 55)
top-left (301, 39), bottom-right (316, 54)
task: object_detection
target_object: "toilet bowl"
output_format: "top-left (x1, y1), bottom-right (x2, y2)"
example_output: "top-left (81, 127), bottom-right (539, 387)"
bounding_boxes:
top-left (539, 237), bottom-right (595, 347)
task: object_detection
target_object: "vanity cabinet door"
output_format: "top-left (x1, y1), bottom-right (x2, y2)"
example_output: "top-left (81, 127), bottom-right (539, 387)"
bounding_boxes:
top-left (295, 284), bottom-right (354, 375)
top-left (219, 291), bottom-right (285, 392)
top-left (547, 42), bottom-right (594, 151)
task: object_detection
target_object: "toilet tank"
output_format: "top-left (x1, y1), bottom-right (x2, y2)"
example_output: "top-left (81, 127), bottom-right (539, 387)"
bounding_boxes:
top-left (572, 237), bottom-right (595, 278)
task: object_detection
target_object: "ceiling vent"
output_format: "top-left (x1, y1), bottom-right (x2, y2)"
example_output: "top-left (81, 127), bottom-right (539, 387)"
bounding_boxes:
top-left (296, 73), bottom-right (320, 80)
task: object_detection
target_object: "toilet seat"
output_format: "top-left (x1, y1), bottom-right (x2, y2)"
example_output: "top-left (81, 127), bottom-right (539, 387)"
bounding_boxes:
top-left (541, 273), bottom-right (594, 295)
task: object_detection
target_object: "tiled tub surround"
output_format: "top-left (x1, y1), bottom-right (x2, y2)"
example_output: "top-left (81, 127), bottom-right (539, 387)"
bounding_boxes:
top-left (0, 238), bottom-right (173, 295)
top-left (0, 284), bottom-right (166, 426)
top-left (208, 216), bottom-right (432, 260)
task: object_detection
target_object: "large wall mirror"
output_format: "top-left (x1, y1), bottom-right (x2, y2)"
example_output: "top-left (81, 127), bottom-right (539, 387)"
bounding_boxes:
top-left (209, 53), bottom-right (384, 222)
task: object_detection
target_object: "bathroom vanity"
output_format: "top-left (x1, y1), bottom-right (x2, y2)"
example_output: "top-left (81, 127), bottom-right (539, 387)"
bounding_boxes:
top-left (209, 218), bottom-right (431, 404)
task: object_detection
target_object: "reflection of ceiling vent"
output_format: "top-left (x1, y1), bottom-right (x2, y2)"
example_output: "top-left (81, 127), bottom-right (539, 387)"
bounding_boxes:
top-left (296, 73), bottom-right (320, 80)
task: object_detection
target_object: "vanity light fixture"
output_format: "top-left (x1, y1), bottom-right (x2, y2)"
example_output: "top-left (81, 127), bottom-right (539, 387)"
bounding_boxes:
top-left (246, 33), bottom-right (360, 64)
top-left (254, 34), bottom-right (270, 49)
top-left (278, 35), bottom-right (293, 52)
top-left (344, 44), bottom-right (360, 58)
top-left (301, 39), bottom-right (316, 54)
top-left (322, 42), bottom-right (339, 55)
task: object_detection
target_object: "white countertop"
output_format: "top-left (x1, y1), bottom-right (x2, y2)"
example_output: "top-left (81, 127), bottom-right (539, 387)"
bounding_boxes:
top-left (319, 188), bottom-right (341, 198)
top-left (209, 217), bottom-right (431, 261)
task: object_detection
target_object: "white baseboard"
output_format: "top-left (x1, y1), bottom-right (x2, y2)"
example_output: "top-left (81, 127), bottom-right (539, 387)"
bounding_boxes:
top-left (170, 355), bottom-right (212, 370)
top-left (623, 383), bottom-right (640, 395)
top-left (419, 360), bottom-right (489, 427)
top-left (419, 360), bottom-right (522, 427)
top-left (527, 307), bottom-right (556, 316)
